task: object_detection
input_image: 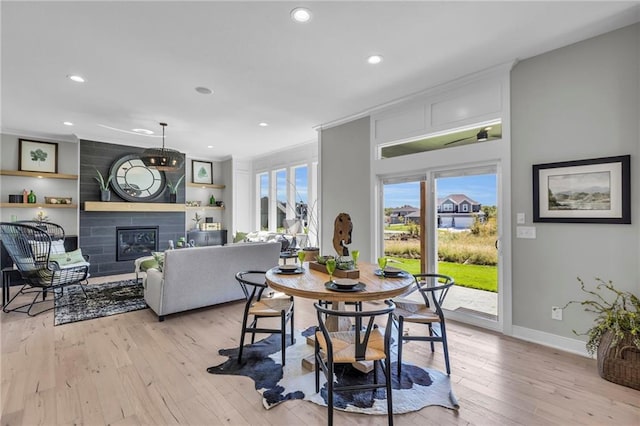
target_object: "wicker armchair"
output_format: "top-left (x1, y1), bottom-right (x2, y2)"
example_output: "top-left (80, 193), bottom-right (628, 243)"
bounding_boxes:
top-left (0, 222), bottom-right (90, 316)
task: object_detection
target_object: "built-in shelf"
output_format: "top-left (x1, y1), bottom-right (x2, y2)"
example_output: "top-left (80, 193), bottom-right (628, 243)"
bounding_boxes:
top-left (0, 203), bottom-right (78, 209)
top-left (84, 201), bottom-right (185, 212)
top-left (186, 182), bottom-right (225, 189)
top-left (185, 206), bottom-right (224, 210)
top-left (0, 170), bottom-right (78, 180)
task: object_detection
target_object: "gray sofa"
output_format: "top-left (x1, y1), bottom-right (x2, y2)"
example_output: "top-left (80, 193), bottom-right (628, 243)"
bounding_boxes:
top-left (144, 242), bottom-right (281, 321)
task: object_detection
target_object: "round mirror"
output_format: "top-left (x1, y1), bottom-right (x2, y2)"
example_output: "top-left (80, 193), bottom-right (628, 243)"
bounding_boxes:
top-left (109, 154), bottom-right (166, 202)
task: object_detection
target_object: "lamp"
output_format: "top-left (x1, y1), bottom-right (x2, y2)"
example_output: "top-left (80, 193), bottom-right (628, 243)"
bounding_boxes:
top-left (140, 122), bottom-right (184, 171)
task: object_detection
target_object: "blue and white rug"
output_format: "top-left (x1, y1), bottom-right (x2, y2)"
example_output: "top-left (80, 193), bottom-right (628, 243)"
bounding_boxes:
top-left (207, 327), bottom-right (459, 415)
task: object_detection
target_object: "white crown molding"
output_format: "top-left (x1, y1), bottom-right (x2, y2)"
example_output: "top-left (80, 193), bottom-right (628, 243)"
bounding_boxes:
top-left (1, 127), bottom-right (79, 143)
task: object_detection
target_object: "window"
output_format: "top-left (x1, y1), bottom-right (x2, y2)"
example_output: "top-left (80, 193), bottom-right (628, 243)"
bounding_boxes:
top-left (275, 169), bottom-right (287, 230)
top-left (259, 173), bottom-right (269, 230)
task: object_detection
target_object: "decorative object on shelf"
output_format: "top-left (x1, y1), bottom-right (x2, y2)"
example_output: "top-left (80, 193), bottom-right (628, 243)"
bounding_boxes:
top-left (140, 122), bottom-right (184, 171)
top-left (18, 139), bottom-right (58, 173)
top-left (166, 174), bottom-right (185, 203)
top-left (27, 190), bottom-right (36, 203)
top-left (202, 222), bottom-right (221, 231)
top-left (192, 160), bottom-right (213, 184)
top-left (22, 189), bottom-right (28, 203)
top-left (109, 154), bottom-right (166, 202)
top-left (44, 196), bottom-right (72, 204)
top-left (192, 212), bottom-right (203, 230)
top-left (533, 155), bottom-right (631, 224)
top-left (215, 200), bottom-right (224, 208)
top-left (8, 194), bottom-right (22, 203)
top-left (564, 277), bottom-right (639, 390)
top-left (34, 210), bottom-right (48, 223)
top-left (186, 200), bottom-right (201, 207)
top-left (209, 194), bottom-right (216, 205)
top-left (176, 236), bottom-right (187, 248)
top-left (94, 168), bottom-right (113, 202)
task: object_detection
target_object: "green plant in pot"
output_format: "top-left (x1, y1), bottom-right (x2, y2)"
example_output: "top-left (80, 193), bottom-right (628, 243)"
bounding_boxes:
top-left (94, 168), bottom-right (113, 202)
top-left (564, 277), bottom-right (640, 390)
top-left (166, 174), bottom-right (185, 203)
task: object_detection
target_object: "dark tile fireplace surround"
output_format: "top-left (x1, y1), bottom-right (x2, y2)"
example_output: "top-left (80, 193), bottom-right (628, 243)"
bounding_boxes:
top-left (80, 140), bottom-right (186, 277)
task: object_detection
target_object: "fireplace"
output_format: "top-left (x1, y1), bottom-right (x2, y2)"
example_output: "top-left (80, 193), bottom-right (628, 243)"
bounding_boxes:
top-left (116, 226), bottom-right (159, 261)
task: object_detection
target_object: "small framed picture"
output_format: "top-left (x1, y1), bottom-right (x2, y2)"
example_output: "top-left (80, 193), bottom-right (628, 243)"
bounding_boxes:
top-left (192, 160), bottom-right (213, 184)
top-left (19, 139), bottom-right (58, 173)
top-left (533, 155), bottom-right (631, 224)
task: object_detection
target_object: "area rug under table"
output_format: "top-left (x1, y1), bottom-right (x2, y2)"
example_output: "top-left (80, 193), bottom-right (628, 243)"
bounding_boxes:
top-left (207, 327), bottom-right (459, 415)
top-left (54, 279), bottom-right (147, 326)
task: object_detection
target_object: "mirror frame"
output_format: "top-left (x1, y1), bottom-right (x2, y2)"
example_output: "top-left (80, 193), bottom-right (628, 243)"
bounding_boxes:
top-left (109, 154), bottom-right (166, 202)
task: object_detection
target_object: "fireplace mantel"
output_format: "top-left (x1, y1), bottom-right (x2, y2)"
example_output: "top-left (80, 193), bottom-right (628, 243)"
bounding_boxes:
top-left (84, 201), bottom-right (185, 212)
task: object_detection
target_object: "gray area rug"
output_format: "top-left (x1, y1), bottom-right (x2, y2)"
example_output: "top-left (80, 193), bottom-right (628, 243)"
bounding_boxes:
top-left (208, 327), bottom-right (459, 415)
top-left (54, 279), bottom-right (147, 326)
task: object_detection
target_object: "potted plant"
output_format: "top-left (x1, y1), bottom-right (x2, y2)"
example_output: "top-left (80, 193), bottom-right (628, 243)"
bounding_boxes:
top-left (564, 277), bottom-right (640, 390)
top-left (94, 168), bottom-right (113, 202)
top-left (166, 174), bottom-right (185, 203)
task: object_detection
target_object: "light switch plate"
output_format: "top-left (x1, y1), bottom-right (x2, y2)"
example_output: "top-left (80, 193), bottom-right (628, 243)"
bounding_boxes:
top-left (516, 226), bottom-right (536, 239)
top-left (516, 213), bottom-right (525, 224)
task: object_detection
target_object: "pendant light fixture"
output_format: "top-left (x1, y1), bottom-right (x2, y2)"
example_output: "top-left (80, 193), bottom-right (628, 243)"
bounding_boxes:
top-left (140, 122), bottom-right (184, 171)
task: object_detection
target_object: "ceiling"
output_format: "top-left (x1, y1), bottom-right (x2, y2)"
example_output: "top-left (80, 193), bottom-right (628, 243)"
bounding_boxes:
top-left (2, 1), bottom-right (639, 160)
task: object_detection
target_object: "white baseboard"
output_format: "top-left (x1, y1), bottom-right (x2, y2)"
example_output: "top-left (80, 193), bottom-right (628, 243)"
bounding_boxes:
top-left (511, 325), bottom-right (592, 358)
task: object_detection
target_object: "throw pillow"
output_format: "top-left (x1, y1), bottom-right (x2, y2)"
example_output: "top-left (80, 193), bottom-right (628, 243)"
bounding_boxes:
top-left (139, 258), bottom-right (159, 272)
top-left (152, 252), bottom-right (165, 272)
top-left (50, 249), bottom-right (85, 266)
top-left (233, 231), bottom-right (248, 243)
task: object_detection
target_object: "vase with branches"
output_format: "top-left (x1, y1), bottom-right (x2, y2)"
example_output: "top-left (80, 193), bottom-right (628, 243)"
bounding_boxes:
top-left (564, 277), bottom-right (639, 389)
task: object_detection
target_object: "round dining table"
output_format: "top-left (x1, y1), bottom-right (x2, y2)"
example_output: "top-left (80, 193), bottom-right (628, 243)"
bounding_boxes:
top-left (266, 261), bottom-right (415, 371)
top-left (265, 261), bottom-right (415, 303)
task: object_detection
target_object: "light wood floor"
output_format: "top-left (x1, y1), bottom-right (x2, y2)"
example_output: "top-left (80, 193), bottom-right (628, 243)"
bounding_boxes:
top-left (1, 274), bottom-right (639, 425)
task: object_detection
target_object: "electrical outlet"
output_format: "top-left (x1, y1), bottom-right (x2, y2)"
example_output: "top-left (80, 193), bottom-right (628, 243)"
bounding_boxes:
top-left (551, 306), bottom-right (563, 321)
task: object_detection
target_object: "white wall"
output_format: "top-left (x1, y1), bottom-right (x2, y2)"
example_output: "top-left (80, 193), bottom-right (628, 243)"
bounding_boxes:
top-left (510, 23), bottom-right (639, 350)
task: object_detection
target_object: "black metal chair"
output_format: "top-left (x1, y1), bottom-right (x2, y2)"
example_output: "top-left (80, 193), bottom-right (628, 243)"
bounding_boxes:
top-left (393, 273), bottom-right (454, 375)
top-left (314, 300), bottom-right (396, 426)
top-left (235, 270), bottom-right (295, 366)
top-left (0, 222), bottom-right (90, 316)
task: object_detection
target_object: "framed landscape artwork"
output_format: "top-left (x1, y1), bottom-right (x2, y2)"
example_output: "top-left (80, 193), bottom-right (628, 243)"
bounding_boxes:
top-left (533, 155), bottom-right (630, 224)
top-left (19, 139), bottom-right (58, 173)
top-left (192, 160), bottom-right (213, 184)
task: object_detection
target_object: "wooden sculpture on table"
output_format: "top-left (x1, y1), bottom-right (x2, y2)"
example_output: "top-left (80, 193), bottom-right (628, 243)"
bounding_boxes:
top-left (333, 212), bottom-right (353, 256)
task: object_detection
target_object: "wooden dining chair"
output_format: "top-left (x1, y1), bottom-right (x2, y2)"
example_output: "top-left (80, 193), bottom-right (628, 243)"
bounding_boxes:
top-left (314, 300), bottom-right (396, 426)
top-left (393, 273), bottom-right (454, 375)
top-left (235, 270), bottom-right (295, 366)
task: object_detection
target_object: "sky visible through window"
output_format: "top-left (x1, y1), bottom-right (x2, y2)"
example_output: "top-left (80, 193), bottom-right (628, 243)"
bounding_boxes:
top-left (385, 175), bottom-right (497, 208)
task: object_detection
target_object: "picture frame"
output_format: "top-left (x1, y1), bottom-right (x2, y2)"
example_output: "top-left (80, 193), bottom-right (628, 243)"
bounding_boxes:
top-left (192, 160), bottom-right (213, 184)
top-left (19, 139), bottom-right (58, 173)
top-left (533, 155), bottom-right (630, 224)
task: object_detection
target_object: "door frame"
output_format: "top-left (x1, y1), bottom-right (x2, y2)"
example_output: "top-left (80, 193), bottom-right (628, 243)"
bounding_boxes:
top-left (374, 139), bottom-right (512, 334)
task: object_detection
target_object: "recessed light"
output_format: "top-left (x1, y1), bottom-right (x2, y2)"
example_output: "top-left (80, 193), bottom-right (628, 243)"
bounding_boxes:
top-left (259, 122), bottom-right (269, 127)
top-left (63, 121), bottom-right (74, 126)
top-left (68, 75), bottom-right (85, 83)
top-left (132, 128), bottom-right (154, 135)
top-left (291, 7), bottom-right (311, 23)
top-left (367, 55), bottom-right (383, 65)
top-left (207, 145), bottom-right (213, 149)
top-left (195, 86), bottom-right (213, 95)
